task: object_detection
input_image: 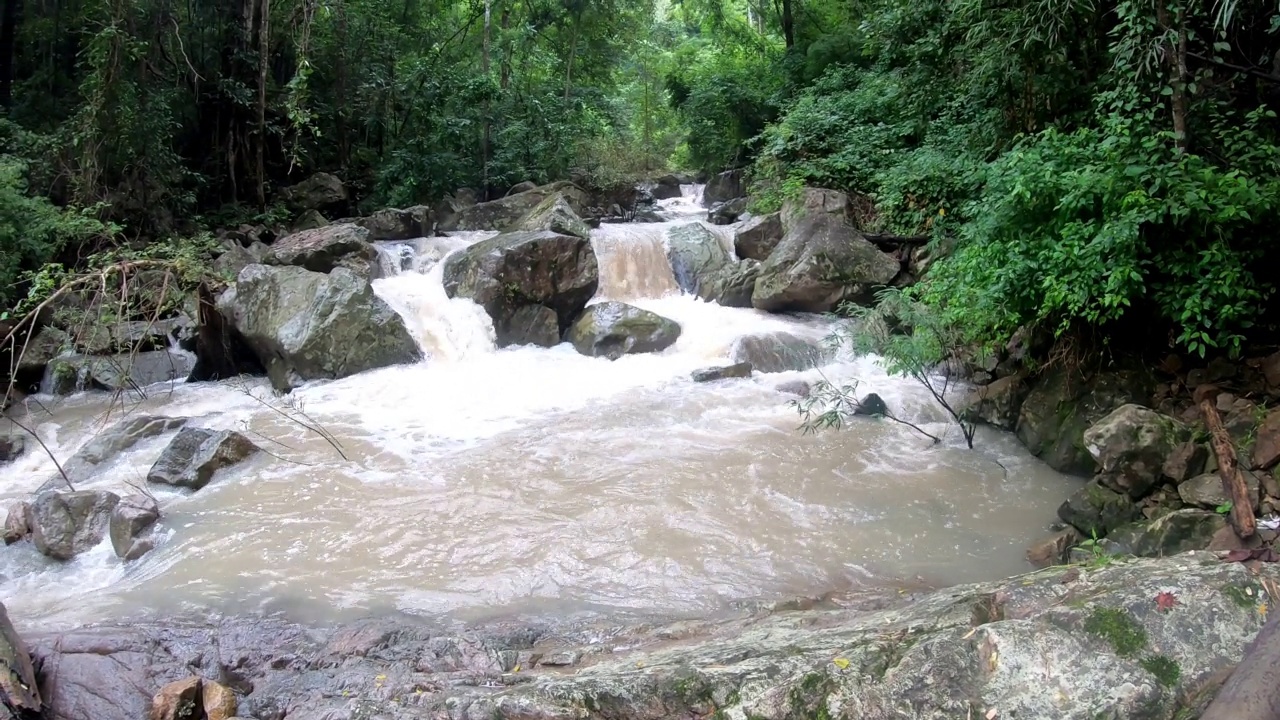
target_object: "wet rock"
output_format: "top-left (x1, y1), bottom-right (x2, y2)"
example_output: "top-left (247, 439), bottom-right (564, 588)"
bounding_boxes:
top-left (30, 490), bottom-right (120, 560)
top-left (290, 208), bottom-right (328, 231)
top-left (497, 304), bottom-right (561, 347)
top-left (751, 188), bottom-right (899, 313)
top-left (45, 351), bottom-right (197, 395)
top-left (16, 325), bottom-right (70, 372)
top-left (775, 379), bottom-right (811, 397)
top-left (438, 181), bottom-right (589, 233)
top-left (1109, 509), bottom-right (1226, 556)
top-left (697, 259), bottom-right (760, 308)
top-left (729, 331), bottom-right (824, 373)
top-left (734, 212), bottom-right (783, 261)
top-left (666, 222), bottom-right (731, 295)
top-left (567, 302), bottom-right (681, 360)
top-left (443, 230), bottom-right (598, 348)
top-left (1252, 408), bottom-right (1280, 470)
top-left (147, 428), bottom-right (259, 491)
top-left (650, 175), bottom-right (683, 200)
top-left (1084, 404), bottom-right (1190, 498)
top-left (268, 223), bottom-right (379, 279)
top-left (0, 434), bottom-right (25, 463)
top-left (3, 501), bottom-right (29, 544)
top-left (219, 265), bottom-right (421, 391)
top-left (110, 494), bottom-right (160, 561)
top-left (25, 555), bottom-right (1280, 720)
top-left (512, 192), bottom-right (592, 241)
top-left (357, 206), bottom-right (431, 241)
top-left (707, 197), bottom-right (747, 225)
top-left (854, 392), bottom-right (888, 417)
top-left (964, 372), bottom-right (1028, 430)
top-left (1016, 366), bottom-right (1154, 476)
top-left (1058, 479), bottom-right (1142, 536)
top-left (203, 679), bottom-right (238, 720)
top-left (0, 602), bottom-right (41, 717)
top-left (280, 172), bottom-right (347, 213)
top-left (1026, 527), bottom-right (1081, 568)
top-left (56, 416), bottom-right (190, 488)
top-left (1163, 441), bottom-right (1209, 483)
top-left (1179, 471), bottom-right (1261, 509)
top-left (692, 363), bottom-right (752, 382)
top-left (702, 169), bottom-right (743, 207)
top-left (507, 180), bottom-right (538, 196)
top-left (149, 676), bottom-right (202, 720)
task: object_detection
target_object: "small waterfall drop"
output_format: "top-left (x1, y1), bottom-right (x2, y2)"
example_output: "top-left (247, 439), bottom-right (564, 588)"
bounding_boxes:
top-left (590, 223), bottom-right (682, 302)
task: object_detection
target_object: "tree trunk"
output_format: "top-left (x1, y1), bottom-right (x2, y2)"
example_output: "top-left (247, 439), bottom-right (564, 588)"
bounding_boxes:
top-left (0, 0), bottom-right (21, 109)
top-left (481, 0), bottom-right (491, 199)
top-left (1198, 392), bottom-right (1257, 539)
top-left (563, 18), bottom-right (578, 101)
top-left (781, 0), bottom-right (794, 49)
top-left (499, 2), bottom-right (511, 90)
top-left (1200, 612), bottom-right (1280, 720)
top-left (1156, 1), bottom-right (1189, 151)
top-left (335, 0), bottom-right (349, 169)
top-left (255, 0), bottom-right (270, 210)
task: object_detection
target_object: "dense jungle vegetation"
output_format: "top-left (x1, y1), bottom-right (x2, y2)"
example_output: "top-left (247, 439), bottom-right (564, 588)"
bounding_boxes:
top-left (1, 0), bottom-right (1279, 360)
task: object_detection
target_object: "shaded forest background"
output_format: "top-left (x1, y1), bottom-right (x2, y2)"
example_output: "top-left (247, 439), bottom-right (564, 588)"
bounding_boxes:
top-left (1, 0), bottom-right (1279, 361)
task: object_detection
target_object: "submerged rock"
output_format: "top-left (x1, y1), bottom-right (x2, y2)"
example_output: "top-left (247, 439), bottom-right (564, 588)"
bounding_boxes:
top-left (729, 331), bottom-right (825, 373)
top-left (567, 302), bottom-right (681, 359)
top-left (443, 230), bottom-right (598, 348)
top-left (147, 428), bottom-right (259, 491)
top-left (692, 362), bottom-right (753, 382)
top-left (854, 392), bottom-right (888, 416)
top-left (751, 188), bottom-right (899, 313)
top-left (218, 264), bottom-right (421, 391)
top-left (56, 415), bottom-right (189, 489)
top-left (109, 494), bottom-right (160, 561)
top-left (26, 554), bottom-right (1278, 720)
top-left (30, 490), bottom-right (120, 560)
top-left (1085, 404), bottom-right (1190, 498)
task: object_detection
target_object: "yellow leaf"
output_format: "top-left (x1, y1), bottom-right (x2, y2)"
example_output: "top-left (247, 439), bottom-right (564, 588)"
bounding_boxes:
top-left (833, 657), bottom-right (851, 669)
top-left (962, 628), bottom-right (977, 640)
top-left (1259, 602), bottom-right (1268, 619)
top-left (986, 709), bottom-right (998, 719)
top-left (939, 208), bottom-right (947, 216)
top-left (513, 664), bottom-right (521, 673)
top-left (988, 651), bottom-right (999, 670)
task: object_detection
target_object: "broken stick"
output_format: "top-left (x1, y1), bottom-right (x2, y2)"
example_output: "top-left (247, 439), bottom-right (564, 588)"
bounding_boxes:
top-left (1196, 386), bottom-right (1256, 539)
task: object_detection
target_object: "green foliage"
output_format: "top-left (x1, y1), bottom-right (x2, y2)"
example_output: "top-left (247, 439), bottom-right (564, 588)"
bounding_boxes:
top-left (1084, 607), bottom-right (1148, 658)
top-left (1139, 654), bottom-right (1181, 688)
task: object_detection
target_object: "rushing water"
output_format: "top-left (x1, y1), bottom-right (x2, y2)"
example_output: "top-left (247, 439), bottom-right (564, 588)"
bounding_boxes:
top-left (0, 187), bottom-right (1081, 632)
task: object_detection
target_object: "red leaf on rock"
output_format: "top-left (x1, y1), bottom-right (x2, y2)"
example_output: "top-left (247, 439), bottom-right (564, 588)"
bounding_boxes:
top-left (1155, 591), bottom-right (1178, 612)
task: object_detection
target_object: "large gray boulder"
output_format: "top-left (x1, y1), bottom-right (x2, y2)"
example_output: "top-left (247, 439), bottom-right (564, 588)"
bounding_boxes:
top-left (650, 174), bottom-right (683, 200)
top-left (512, 192), bottom-right (592, 241)
top-left (25, 554), bottom-right (1279, 720)
top-left (1084, 404), bottom-right (1191, 498)
top-left (45, 351), bottom-right (196, 395)
top-left (109, 494), bottom-right (160, 561)
top-left (734, 212), bottom-right (783, 261)
top-left (280, 172), bottom-right (347, 212)
top-left (697, 260), bottom-right (760, 308)
top-left (567, 302), bottom-right (681, 359)
top-left (437, 181), bottom-right (590, 233)
top-left (147, 428), bottom-right (260, 491)
top-left (15, 325), bottom-right (70, 372)
top-left (42, 415), bottom-right (190, 492)
top-left (1017, 367), bottom-right (1154, 476)
top-left (357, 206), bottom-right (432, 241)
top-left (666, 222), bottom-right (731, 295)
top-left (443, 230), bottom-right (598, 348)
top-left (751, 188), bottom-right (900, 313)
top-left (218, 264), bottom-right (421, 391)
top-left (729, 331), bottom-right (826, 373)
top-left (702, 169), bottom-right (743, 207)
top-left (30, 490), bottom-right (120, 560)
top-left (268, 223), bottom-right (379, 279)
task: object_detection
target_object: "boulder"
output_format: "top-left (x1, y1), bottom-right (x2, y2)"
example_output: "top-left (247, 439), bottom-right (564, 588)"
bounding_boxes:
top-left (3, 501), bottom-right (29, 544)
top-left (357, 206), bottom-right (431, 241)
top-left (149, 676), bottom-right (202, 720)
top-left (45, 351), bottom-right (196, 395)
top-left (1109, 509), bottom-right (1227, 556)
top-left (218, 265), bottom-right (421, 391)
top-left (25, 555), bottom-right (1280, 720)
top-left (443, 230), bottom-right (598, 348)
top-left (0, 602), bottom-right (41, 718)
top-left (707, 197), bottom-right (747, 225)
top-left (512, 192), bottom-right (592, 241)
top-left (497, 304), bottom-right (561, 348)
top-left (963, 372), bottom-right (1028, 430)
top-left (1016, 367), bottom-right (1154, 476)
top-left (16, 325), bottom-right (70, 372)
top-left (734, 212), bottom-right (783, 261)
top-left (567, 302), bottom-right (681, 360)
top-left (751, 189), bottom-right (899, 313)
top-left (729, 331), bottom-right (825, 373)
top-left (775, 379), bottom-right (811, 397)
top-left (853, 392), bottom-right (888, 417)
top-left (280, 172), bottom-right (347, 213)
top-left (702, 169), bottom-right (743, 207)
top-left (30, 490), bottom-right (120, 560)
top-left (507, 180), bottom-right (538, 196)
top-left (1163, 441), bottom-right (1209, 483)
top-left (1025, 527), bottom-right (1082, 568)
top-left (666, 222), bottom-right (732, 296)
top-left (290, 208), bottom-right (328, 231)
top-left (437, 181), bottom-right (589, 233)
top-left (1058, 479), bottom-right (1142, 536)
top-left (692, 363), bottom-right (753, 382)
top-left (1252, 408), bottom-right (1280, 470)
top-left (55, 415), bottom-right (189, 489)
top-left (268, 223), bottom-right (379, 279)
top-left (1179, 471), bottom-right (1261, 509)
top-left (109, 494), bottom-right (160, 561)
top-left (1084, 404), bottom-right (1190, 498)
top-left (0, 434), bottom-right (25, 463)
top-left (147, 428), bottom-right (260, 491)
top-left (203, 679), bottom-right (238, 720)
top-left (697, 260), bottom-right (760, 308)
top-left (650, 175), bottom-right (683, 200)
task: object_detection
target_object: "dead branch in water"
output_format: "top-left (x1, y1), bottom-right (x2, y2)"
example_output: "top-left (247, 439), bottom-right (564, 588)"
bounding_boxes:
top-left (230, 377), bottom-right (350, 462)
